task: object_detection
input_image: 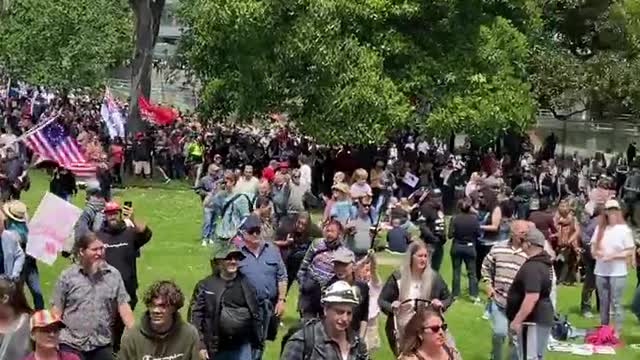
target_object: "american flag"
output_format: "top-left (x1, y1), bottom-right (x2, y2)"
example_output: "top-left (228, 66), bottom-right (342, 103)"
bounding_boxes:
top-left (24, 121), bottom-right (97, 177)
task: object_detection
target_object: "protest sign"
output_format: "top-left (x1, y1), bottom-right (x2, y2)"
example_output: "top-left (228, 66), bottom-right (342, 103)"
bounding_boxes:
top-left (402, 172), bottom-right (419, 188)
top-left (27, 192), bottom-right (82, 265)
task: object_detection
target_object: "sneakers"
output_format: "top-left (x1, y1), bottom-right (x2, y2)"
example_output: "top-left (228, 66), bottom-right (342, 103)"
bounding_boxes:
top-left (582, 311), bottom-right (594, 319)
top-left (471, 297), bottom-right (482, 305)
top-left (201, 239), bottom-right (209, 246)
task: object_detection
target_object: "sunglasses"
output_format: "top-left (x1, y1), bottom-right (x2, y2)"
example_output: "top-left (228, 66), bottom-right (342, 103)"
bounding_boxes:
top-left (424, 323), bottom-right (448, 333)
top-left (248, 228), bottom-right (261, 235)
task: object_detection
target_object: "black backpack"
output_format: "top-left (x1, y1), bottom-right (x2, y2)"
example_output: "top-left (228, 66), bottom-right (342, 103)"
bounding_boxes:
top-left (280, 318), bottom-right (318, 360)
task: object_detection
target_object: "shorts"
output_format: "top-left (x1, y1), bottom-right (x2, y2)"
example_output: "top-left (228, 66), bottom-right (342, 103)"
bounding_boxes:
top-left (133, 161), bottom-right (151, 175)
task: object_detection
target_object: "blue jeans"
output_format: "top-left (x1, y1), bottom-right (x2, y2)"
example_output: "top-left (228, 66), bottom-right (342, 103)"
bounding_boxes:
top-left (632, 285), bottom-right (640, 321)
top-left (595, 275), bottom-right (626, 333)
top-left (201, 207), bottom-right (217, 239)
top-left (252, 300), bottom-right (273, 360)
top-left (490, 301), bottom-right (518, 360)
top-left (22, 259), bottom-right (44, 310)
top-left (216, 343), bottom-right (252, 360)
top-left (517, 323), bottom-right (551, 360)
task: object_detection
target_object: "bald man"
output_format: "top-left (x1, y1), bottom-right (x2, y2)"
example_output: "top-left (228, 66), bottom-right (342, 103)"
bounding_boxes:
top-left (481, 220), bottom-right (530, 360)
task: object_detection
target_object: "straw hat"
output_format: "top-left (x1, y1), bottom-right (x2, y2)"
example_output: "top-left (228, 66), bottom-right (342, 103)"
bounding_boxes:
top-left (3, 201), bottom-right (27, 222)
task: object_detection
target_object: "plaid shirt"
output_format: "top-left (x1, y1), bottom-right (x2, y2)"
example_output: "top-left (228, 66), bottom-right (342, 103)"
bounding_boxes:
top-left (281, 320), bottom-right (369, 360)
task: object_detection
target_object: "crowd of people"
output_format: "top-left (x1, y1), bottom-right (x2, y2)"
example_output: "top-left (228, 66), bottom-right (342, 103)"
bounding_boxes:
top-left (0, 84), bottom-right (638, 360)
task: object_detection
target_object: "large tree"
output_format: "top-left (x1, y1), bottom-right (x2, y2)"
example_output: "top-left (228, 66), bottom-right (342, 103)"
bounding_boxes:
top-left (128, 0), bottom-right (165, 132)
top-left (0, 0), bottom-right (132, 90)
top-left (178, 0), bottom-right (539, 144)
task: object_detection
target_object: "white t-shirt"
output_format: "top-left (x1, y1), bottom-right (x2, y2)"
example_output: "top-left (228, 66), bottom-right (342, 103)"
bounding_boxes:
top-left (593, 224), bottom-right (635, 277)
top-left (299, 164), bottom-right (312, 192)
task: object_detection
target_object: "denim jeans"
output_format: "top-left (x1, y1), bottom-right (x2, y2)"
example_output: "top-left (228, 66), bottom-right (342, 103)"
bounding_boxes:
top-left (632, 285), bottom-right (640, 322)
top-left (252, 300), bottom-right (273, 360)
top-left (201, 207), bottom-right (217, 239)
top-left (22, 259), bottom-right (44, 310)
top-left (517, 323), bottom-right (551, 360)
top-left (595, 275), bottom-right (626, 333)
top-left (490, 301), bottom-right (518, 360)
top-left (450, 243), bottom-right (478, 297)
top-left (216, 342), bottom-right (252, 360)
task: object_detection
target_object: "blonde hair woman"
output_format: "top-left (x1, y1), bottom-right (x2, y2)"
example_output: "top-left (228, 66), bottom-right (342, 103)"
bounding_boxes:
top-left (378, 241), bottom-right (453, 355)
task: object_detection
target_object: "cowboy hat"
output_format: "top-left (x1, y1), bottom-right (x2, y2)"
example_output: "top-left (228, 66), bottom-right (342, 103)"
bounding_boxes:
top-left (3, 201), bottom-right (27, 222)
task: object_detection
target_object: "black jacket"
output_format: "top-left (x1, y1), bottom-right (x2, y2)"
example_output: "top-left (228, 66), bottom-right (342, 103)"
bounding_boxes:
top-left (98, 224), bottom-right (152, 304)
top-left (378, 269), bottom-right (453, 355)
top-left (49, 171), bottom-right (77, 197)
top-left (448, 212), bottom-right (481, 246)
top-left (188, 273), bottom-right (262, 356)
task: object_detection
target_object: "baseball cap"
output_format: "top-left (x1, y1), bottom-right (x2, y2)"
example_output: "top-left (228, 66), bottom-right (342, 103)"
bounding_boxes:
top-left (525, 227), bottom-right (546, 247)
top-left (211, 241), bottom-right (245, 261)
top-left (605, 199), bottom-right (621, 210)
top-left (240, 214), bottom-right (262, 231)
top-left (104, 202), bottom-right (121, 214)
top-left (30, 309), bottom-right (65, 331)
top-left (332, 247), bottom-right (355, 264)
top-left (86, 180), bottom-right (101, 195)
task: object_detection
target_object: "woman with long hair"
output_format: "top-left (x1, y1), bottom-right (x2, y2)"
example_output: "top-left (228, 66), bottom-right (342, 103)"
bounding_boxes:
top-left (0, 276), bottom-right (32, 359)
top-left (476, 188), bottom-right (505, 281)
top-left (378, 241), bottom-right (453, 355)
top-left (591, 199), bottom-right (635, 334)
top-left (398, 305), bottom-right (461, 360)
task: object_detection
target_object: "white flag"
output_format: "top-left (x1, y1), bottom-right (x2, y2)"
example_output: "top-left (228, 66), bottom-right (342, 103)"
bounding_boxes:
top-left (100, 88), bottom-right (126, 139)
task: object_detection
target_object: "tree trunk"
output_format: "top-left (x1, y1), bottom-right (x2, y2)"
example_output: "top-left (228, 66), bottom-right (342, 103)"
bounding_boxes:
top-left (128, 0), bottom-right (165, 133)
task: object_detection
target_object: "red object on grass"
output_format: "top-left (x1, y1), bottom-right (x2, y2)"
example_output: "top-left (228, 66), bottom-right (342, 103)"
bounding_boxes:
top-left (585, 325), bottom-right (622, 347)
top-left (138, 95), bottom-right (177, 125)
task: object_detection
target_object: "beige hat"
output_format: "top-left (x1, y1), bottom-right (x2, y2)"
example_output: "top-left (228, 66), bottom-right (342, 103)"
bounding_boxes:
top-left (332, 182), bottom-right (350, 194)
top-left (3, 201), bottom-right (27, 222)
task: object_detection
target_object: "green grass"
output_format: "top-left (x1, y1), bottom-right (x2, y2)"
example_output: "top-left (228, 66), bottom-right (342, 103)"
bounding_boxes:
top-left (20, 171), bottom-right (640, 359)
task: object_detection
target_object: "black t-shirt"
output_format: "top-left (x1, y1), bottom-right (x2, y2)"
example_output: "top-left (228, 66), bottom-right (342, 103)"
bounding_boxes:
top-left (506, 252), bottom-right (555, 325)
top-left (218, 277), bottom-right (251, 350)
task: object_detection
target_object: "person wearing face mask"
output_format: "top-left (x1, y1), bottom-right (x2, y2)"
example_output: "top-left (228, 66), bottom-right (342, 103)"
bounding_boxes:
top-left (398, 306), bottom-right (462, 360)
top-left (52, 233), bottom-right (134, 360)
top-left (97, 201), bottom-right (152, 352)
top-left (506, 227), bottom-right (554, 360)
top-left (188, 242), bottom-right (261, 360)
top-left (379, 241), bottom-right (452, 356)
top-left (281, 281), bottom-right (369, 360)
top-left (118, 281), bottom-right (200, 360)
top-left (23, 309), bottom-right (80, 360)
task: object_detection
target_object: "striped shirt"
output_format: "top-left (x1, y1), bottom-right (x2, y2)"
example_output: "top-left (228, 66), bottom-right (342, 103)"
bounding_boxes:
top-left (481, 240), bottom-right (528, 308)
top-left (297, 239), bottom-right (352, 288)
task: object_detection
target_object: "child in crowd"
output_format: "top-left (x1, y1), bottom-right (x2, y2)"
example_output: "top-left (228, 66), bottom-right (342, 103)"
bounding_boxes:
top-left (356, 252), bottom-right (382, 352)
top-left (329, 182), bottom-right (356, 225)
top-left (350, 168), bottom-right (372, 199)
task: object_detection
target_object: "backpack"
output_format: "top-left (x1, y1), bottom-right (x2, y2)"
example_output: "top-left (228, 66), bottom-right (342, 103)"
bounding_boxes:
top-left (280, 318), bottom-right (318, 360)
top-left (217, 193), bottom-right (255, 239)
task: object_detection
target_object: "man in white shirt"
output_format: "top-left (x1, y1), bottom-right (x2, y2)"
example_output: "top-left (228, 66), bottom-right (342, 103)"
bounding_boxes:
top-left (234, 165), bottom-right (260, 196)
top-left (298, 155), bottom-right (312, 193)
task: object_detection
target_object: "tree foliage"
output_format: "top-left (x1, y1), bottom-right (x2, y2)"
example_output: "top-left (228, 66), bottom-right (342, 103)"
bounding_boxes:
top-left (178, 0), bottom-right (539, 144)
top-left (0, 0), bottom-right (132, 90)
top-left (530, 0), bottom-right (640, 118)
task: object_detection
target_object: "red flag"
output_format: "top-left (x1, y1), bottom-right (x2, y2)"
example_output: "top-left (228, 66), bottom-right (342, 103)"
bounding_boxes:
top-left (138, 95), bottom-right (177, 125)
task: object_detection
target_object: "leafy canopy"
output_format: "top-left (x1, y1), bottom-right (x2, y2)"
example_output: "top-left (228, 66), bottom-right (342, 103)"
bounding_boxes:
top-left (178, 0), bottom-right (539, 144)
top-left (0, 0), bottom-right (132, 89)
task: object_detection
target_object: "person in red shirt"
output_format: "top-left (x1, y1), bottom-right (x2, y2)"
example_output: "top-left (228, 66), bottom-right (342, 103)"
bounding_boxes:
top-left (110, 137), bottom-right (124, 186)
top-left (262, 160), bottom-right (278, 182)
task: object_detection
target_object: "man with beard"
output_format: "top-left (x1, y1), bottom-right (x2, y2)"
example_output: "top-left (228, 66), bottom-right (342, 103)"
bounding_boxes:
top-left (52, 233), bottom-right (134, 360)
top-left (97, 201), bottom-right (152, 352)
top-left (118, 280), bottom-right (200, 360)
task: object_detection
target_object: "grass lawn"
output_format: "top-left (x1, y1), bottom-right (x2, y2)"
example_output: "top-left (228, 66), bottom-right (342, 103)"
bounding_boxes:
top-left (19, 171), bottom-right (640, 359)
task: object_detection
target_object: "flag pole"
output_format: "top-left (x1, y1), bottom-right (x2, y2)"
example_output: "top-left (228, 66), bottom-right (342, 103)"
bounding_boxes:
top-left (3, 113), bottom-right (59, 150)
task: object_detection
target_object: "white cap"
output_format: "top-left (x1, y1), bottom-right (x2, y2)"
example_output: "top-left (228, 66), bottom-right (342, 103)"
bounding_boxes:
top-left (321, 281), bottom-right (359, 306)
top-left (605, 199), bottom-right (621, 210)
